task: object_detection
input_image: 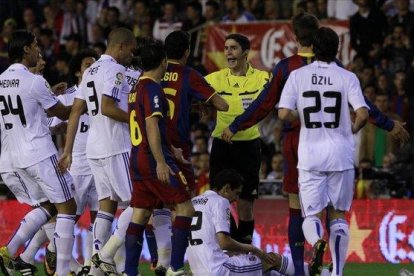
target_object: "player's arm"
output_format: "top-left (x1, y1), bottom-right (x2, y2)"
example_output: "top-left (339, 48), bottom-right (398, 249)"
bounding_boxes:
top-left (277, 72), bottom-right (298, 123)
top-left (47, 102), bottom-right (72, 120)
top-left (278, 108), bottom-right (298, 122)
top-left (352, 107), bottom-right (369, 134)
top-left (101, 95), bottom-right (129, 122)
top-left (364, 95), bottom-right (409, 142)
top-left (208, 94), bottom-right (228, 111)
top-left (146, 115), bottom-right (174, 184)
top-left (58, 98), bottom-right (87, 172)
top-left (217, 232), bottom-right (261, 254)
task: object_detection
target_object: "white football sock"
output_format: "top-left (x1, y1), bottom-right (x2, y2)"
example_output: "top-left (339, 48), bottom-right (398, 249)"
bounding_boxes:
top-left (278, 255), bottom-right (294, 275)
top-left (152, 208), bottom-right (172, 268)
top-left (44, 221), bottom-right (56, 253)
top-left (84, 224), bottom-right (93, 267)
top-left (329, 219), bottom-right (349, 276)
top-left (7, 207), bottom-right (50, 256)
top-left (55, 214), bottom-right (76, 276)
top-left (20, 226), bottom-right (47, 264)
top-left (302, 216), bottom-right (324, 246)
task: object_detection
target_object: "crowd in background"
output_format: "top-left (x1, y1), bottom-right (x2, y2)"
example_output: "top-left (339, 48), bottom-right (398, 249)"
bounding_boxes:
top-left (0, 0), bottom-right (413, 199)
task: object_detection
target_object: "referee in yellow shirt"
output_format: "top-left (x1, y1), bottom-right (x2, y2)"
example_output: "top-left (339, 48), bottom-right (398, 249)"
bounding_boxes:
top-left (205, 33), bottom-right (270, 244)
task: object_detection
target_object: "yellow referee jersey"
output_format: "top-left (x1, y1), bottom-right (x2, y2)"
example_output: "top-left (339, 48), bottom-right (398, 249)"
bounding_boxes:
top-left (205, 65), bottom-right (270, 141)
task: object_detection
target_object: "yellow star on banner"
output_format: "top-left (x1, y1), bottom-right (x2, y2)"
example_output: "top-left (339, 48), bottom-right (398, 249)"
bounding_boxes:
top-left (346, 212), bottom-right (373, 261)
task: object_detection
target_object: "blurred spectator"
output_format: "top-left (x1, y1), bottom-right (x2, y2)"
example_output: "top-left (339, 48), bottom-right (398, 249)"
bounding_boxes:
top-left (262, 0), bottom-right (280, 20)
top-left (152, 1), bottom-right (183, 41)
top-left (350, 0), bottom-right (388, 61)
top-left (391, 71), bottom-right (411, 125)
top-left (359, 92), bottom-right (400, 167)
top-left (62, 33), bottom-right (81, 58)
top-left (279, 0), bottom-right (294, 19)
top-left (359, 65), bottom-right (376, 87)
top-left (59, 0), bottom-right (87, 45)
top-left (377, 73), bottom-right (392, 97)
top-left (363, 84), bottom-right (377, 102)
top-left (266, 152), bottom-right (283, 180)
top-left (131, 0), bottom-right (152, 38)
top-left (204, 0), bottom-right (221, 23)
top-left (388, 0), bottom-right (414, 47)
top-left (381, 24), bottom-right (412, 75)
top-left (327, 0), bottom-right (358, 20)
top-left (195, 152), bottom-right (210, 195)
top-left (316, 0), bottom-right (328, 19)
top-left (0, 18), bottom-right (16, 73)
top-left (41, 4), bottom-right (62, 38)
top-left (259, 156), bottom-right (268, 180)
top-left (103, 6), bottom-right (128, 38)
top-left (193, 135), bottom-right (209, 154)
top-left (23, 7), bottom-right (38, 32)
top-left (305, 0), bottom-right (318, 17)
top-left (222, 0), bottom-right (256, 22)
top-left (52, 54), bottom-right (71, 85)
top-left (39, 28), bottom-right (58, 65)
top-left (88, 23), bottom-right (105, 45)
top-left (183, 1), bottom-right (206, 64)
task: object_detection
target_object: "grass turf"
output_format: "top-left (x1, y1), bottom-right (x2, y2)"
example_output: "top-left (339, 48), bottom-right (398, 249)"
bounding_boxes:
top-left (32, 263), bottom-right (414, 275)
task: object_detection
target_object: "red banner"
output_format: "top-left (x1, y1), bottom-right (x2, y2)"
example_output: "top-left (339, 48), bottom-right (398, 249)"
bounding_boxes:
top-left (204, 21), bottom-right (354, 73)
top-left (1, 199), bottom-right (414, 263)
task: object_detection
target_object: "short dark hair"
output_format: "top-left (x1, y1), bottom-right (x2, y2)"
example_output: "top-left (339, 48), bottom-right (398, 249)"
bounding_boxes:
top-left (107, 27), bottom-right (135, 47)
top-left (313, 27), bottom-right (339, 62)
top-left (165, 31), bottom-right (190, 59)
top-left (69, 48), bottom-right (99, 84)
top-left (206, 0), bottom-right (219, 10)
top-left (107, 6), bottom-right (120, 17)
top-left (292, 12), bottom-right (319, 47)
top-left (93, 42), bottom-right (106, 53)
top-left (187, 1), bottom-right (203, 16)
top-left (8, 30), bottom-right (36, 63)
top-left (136, 37), bottom-right (165, 71)
top-left (214, 169), bottom-right (244, 191)
top-left (225, 33), bottom-right (250, 52)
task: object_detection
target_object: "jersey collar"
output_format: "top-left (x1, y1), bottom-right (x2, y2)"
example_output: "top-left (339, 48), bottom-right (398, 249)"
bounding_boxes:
top-left (313, 60), bottom-right (336, 68)
top-left (99, 54), bottom-right (117, 63)
top-left (226, 63), bottom-right (255, 77)
top-left (9, 63), bottom-right (29, 71)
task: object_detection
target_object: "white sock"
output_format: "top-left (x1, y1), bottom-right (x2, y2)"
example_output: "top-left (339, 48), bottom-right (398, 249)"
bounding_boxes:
top-left (329, 219), bottom-right (349, 276)
top-left (114, 242), bottom-right (126, 272)
top-left (70, 256), bottom-right (81, 272)
top-left (278, 255), bottom-right (294, 275)
top-left (302, 216), bottom-right (324, 246)
top-left (55, 214), bottom-right (76, 276)
top-left (7, 207), bottom-right (50, 256)
top-left (44, 222), bottom-right (57, 253)
top-left (20, 226), bottom-right (47, 264)
top-left (152, 208), bottom-right (172, 268)
top-left (84, 224), bottom-right (93, 267)
top-left (92, 211), bottom-right (115, 254)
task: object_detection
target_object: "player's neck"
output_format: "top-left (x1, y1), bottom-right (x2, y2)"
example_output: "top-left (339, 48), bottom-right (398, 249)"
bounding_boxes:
top-left (230, 62), bottom-right (248, 76)
top-left (297, 46), bottom-right (313, 54)
top-left (104, 49), bottom-right (120, 64)
top-left (143, 69), bottom-right (163, 83)
top-left (19, 59), bottom-right (31, 69)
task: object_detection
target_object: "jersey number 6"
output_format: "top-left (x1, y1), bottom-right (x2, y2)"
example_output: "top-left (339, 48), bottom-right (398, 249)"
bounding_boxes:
top-left (129, 110), bottom-right (142, 146)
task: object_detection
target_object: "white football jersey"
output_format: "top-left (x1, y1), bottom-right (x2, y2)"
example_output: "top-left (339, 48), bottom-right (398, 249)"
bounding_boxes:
top-left (49, 86), bottom-right (91, 175)
top-left (0, 64), bottom-right (58, 168)
top-left (77, 54), bottom-right (130, 159)
top-left (120, 67), bottom-right (141, 112)
top-left (279, 61), bottom-right (368, 171)
top-left (0, 126), bottom-right (13, 173)
top-left (187, 190), bottom-right (232, 275)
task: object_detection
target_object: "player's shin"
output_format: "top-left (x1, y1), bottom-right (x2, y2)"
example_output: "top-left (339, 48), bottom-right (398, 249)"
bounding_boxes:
top-left (302, 216), bottom-right (324, 246)
top-left (54, 214), bottom-right (76, 276)
top-left (152, 208), bottom-right (172, 268)
top-left (20, 226), bottom-right (47, 264)
top-left (124, 222), bottom-right (145, 275)
top-left (329, 219), bottom-right (349, 276)
top-left (170, 216), bottom-right (192, 271)
top-left (288, 208), bottom-right (305, 276)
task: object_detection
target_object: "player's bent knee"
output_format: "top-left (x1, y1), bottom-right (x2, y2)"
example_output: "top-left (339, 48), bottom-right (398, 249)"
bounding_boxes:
top-left (98, 197), bottom-right (118, 213)
top-left (175, 200), bottom-right (195, 217)
top-left (288, 193), bottom-right (301, 209)
top-left (131, 207), bottom-right (152, 224)
top-left (39, 201), bottom-right (57, 217)
top-left (55, 197), bottom-right (77, 215)
top-left (327, 206), bottom-right (345, 221)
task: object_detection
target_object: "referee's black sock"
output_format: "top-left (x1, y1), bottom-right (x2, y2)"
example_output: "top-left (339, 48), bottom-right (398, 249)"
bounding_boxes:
top-left (237, 220), bottom-right (255, 244)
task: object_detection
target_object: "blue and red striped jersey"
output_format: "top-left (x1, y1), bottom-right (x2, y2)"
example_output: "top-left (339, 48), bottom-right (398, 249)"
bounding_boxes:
top-left (128, 77), bottom-right (179, 181)
top-left (229, 54), bottom-right (394, 134)
top-left (161, 61), bottom-right (215, 157)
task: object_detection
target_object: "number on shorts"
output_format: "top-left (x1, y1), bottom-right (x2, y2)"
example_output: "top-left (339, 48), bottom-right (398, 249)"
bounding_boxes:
top-left (189, 211), bottom-right (203, 245)
top-left (0, 95), bottom-right (27, 129)
top-left (129, 110), bottom-right (142, 146)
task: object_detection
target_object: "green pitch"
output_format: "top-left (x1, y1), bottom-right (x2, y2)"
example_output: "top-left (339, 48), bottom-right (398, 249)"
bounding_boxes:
top-left (33, 263), bottom-right (414, 275)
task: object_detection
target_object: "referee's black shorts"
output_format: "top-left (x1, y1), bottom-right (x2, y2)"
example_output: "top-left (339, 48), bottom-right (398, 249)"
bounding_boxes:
top-left (209, 137), bottom-right (261, 201)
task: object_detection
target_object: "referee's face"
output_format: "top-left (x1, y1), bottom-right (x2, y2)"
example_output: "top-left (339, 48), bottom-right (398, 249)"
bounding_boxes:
top-left (224, 39), bottom-right (247, 71)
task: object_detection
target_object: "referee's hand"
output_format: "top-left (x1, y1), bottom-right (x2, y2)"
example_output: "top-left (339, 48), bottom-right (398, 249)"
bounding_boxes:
top-left (221, 127), bottom-right (234, 144)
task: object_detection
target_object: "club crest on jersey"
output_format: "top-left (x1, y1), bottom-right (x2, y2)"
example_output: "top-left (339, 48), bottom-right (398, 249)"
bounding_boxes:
top-left (115, 72), bottom-right (124, 85)
top-left (154, 96), bottom-right (159, 108)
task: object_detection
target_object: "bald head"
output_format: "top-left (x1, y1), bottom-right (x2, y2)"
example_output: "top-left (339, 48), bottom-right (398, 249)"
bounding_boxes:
top-left (107, 27), bottom-right (135, 48)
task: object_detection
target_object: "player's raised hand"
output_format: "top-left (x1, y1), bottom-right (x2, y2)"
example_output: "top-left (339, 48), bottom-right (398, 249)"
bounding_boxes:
top-left (171, 146), bottom-right (191, 164)
top-left (58, 152), bottom-right (72, 173)
top-left (157, 162), bottom-right (175, 185)
top-left (221, 127), bottom-right (235, 144)
top-left (52, 82), bottom-right (68, 95)
top-left (390, 120), bottom-right (410, 143)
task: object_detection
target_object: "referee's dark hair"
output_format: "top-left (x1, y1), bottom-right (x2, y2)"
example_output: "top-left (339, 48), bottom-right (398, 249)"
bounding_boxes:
top-left (313, 27), bottom-right (339, 63)
top-left (292, 12), bottom-right (319, 47)
top-left (69, 48), bottom-right (99, 85)
top-left (136, 37), bottom-right (165, 72)
top-left (165, 30), bottom-right (190, 60)
top-left (225, 33), bottom-right (250, 52)
top-left (8, 30), bottom-right (36, 63)
top-left (214, 169), bottom-right (244, 191)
